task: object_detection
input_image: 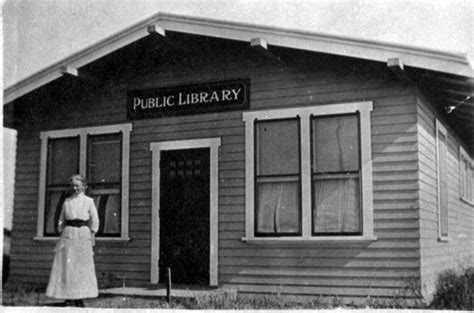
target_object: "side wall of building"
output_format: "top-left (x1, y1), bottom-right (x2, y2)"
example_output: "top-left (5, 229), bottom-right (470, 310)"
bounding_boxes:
top-left (417, 93), bottom-right (474, 299)
top-left (6, 42), bottom-right (422, 301)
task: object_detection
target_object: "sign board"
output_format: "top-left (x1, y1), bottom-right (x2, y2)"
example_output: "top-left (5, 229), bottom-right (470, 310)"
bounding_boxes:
top-left (127, 78), bottom-right (250, 119)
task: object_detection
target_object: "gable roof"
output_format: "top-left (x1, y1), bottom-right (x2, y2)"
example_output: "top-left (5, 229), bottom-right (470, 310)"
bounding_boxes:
top-left (4, 12), bottom-right (473, 105)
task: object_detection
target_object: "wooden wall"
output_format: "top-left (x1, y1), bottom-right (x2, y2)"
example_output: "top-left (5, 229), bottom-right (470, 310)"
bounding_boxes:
top-left (6, 38), bottom-right (424, 300)
top-left (416, 93), bottom-right (474, 299)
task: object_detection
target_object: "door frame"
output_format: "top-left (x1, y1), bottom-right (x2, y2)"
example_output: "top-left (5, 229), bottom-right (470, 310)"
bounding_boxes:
top-left (150, 138), bottom-right (221, 286)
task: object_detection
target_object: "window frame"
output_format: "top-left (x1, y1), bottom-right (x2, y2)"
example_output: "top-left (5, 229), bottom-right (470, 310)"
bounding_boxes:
top-left (36, 123), bottom-right (132, 241)
top-left (242, 101), bottom-right (375, 242)
top-left (459, 145), bottom-right (474, 205)
top-left (435, 119), bottom-right (449, 241)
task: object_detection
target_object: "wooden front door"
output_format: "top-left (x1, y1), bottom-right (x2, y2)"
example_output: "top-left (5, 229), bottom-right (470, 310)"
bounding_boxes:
top-left (159, 148), bottom-right (210, 285)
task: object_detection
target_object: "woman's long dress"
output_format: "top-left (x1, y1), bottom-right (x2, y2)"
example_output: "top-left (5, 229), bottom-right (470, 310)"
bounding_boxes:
top-left (46, 193), bottom-right (99, 299)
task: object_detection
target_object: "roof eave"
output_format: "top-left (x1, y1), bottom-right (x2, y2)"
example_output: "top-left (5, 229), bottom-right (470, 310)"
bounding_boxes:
top-left (4, 12), bottom-right (473, 104)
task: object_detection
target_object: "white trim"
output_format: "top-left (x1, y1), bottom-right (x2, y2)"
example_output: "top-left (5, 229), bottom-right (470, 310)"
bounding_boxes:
top-left (150, 137), bottom-right (221, 286)
top-left (459, 145), bottom-right (474, 205)
top-left (4, 13), bottom-right (472, 104)
top-left (435, 119), bottom-right (449, 241)
top-left (34, 236), bottom-right (130, 242)
top-left (242, 236), bottom-right (377, 243)
top-left (37, 123), bottom-right (132, 240)
top-left (242, 102), bottom-right (375, 241)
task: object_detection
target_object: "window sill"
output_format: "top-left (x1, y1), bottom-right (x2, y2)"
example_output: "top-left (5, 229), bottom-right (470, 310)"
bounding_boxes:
top-left (242, 235), bottom-right (377, 243)
top-left (438, 236), bottom-right (451, 242)
top-left (34, 236), bottom-right (131, 242)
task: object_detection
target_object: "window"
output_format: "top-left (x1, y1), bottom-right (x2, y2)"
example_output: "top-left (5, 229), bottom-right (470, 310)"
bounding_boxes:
top-left (459, 146), bottom-right (473, 205)
top-left (435, 119), bottom-right (449, 240)
top-left (37, 124), bottom-right (132, 240)
top-left (243, 102), bottom-right (374, 241)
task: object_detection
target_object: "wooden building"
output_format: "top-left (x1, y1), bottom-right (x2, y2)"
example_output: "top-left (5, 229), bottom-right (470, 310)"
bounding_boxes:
top-left (3, 13), bottom-right (473, 302)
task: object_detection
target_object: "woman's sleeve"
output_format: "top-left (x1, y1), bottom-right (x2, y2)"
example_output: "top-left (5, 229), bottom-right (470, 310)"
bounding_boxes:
top-left (88, 198), bottom-right (100, 233)
top-left (57, 204), bottom-right (66, 233)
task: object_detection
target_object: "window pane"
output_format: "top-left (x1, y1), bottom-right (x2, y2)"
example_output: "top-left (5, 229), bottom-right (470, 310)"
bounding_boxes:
top-left (256, 180), bottom-right (300, 234)
top-left (313, 177), bottom-right (360, 234)
top-left (92, 192), bottom-right (121, 236)
top-left (312, 115), bottom-right (359, 173)
top-left (256, 119), bottom-right (299, 175)
top-left (44, 189), bottom-right (68, 235)
top-left (47, 137), bottom-right (79, 185)
top-left (88, 133), bottom-right (121, 184)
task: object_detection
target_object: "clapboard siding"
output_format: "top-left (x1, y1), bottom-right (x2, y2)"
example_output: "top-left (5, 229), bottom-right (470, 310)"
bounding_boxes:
top-left (7, 41), bottom-right (426, 300)
top-left (416, 94), bottom-right (474, 300)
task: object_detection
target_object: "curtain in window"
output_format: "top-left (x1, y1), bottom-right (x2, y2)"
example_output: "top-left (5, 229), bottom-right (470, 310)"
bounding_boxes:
top-left (256, 180), bottom-right (300, 233)
top-left (103, 194), bottom-right (120, 234)
top-left (313, 177), bottom-right (360, 233)
top-left (45, 191), bottom-right (67, 234)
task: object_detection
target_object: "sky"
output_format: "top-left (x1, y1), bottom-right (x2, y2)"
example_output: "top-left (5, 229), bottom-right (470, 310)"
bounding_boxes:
top-left (2, 0), bottom-right (474, 89)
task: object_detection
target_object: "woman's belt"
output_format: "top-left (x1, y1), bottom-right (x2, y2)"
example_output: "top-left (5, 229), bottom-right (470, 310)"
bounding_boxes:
top-left (65, 219), bottom-right (89, 227)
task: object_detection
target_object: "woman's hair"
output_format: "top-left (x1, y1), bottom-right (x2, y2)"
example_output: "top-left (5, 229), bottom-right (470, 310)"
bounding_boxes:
top-left (69, 174), bottom-right (87, 186)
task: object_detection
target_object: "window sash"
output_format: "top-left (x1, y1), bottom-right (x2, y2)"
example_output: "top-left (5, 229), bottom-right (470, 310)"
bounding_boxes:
top-left (255, 118), bottom-right (300, 176)
top-left (46, 137), bottom-right (80, 186)
top-left (254, 118), bottom-right (301, 236)
top-left (87, 133), bottom-right (122, 237)
top-left (255, 177), bottom-right (301, 235)
top-left (44, 137), bottom-right (80, 236)
top-left (311, 114), bottom-right (360, 173)
top-left (312, 174), bottom-right (361, 235)
top-left (311, 114), bottom-right (362, 235)
top-left (87, 133), bottom-right (122, 185)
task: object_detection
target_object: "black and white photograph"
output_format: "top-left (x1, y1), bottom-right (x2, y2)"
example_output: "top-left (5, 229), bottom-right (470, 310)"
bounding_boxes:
top-left (2, 0), bottom-right (473, 311)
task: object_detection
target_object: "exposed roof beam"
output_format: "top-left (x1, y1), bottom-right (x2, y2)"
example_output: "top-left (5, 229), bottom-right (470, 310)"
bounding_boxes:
top-left (60, 66), bottom-right (79, 77)
top-left (250, 38), bottom-right (281, 63)
top-left (250, 37), bottom-right (267, 50)
top-left (387, 58), bottom-right (412, 84)
top-left (60, 66), bottom-right (102, 85)
top-left (147, 24), bottom-right (166, 37)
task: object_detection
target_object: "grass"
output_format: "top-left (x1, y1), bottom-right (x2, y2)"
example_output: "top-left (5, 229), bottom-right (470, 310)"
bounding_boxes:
top-left (6, 268), bottom-right (472, 311)
top-left (1, 283), bottom-right (422, 309)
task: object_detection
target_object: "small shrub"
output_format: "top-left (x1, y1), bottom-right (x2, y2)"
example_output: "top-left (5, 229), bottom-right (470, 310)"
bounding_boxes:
top-left (430, 267), bottom-right (474, 310)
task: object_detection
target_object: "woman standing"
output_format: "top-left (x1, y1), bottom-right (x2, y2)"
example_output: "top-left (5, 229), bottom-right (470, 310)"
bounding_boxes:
top-left (46, 174), bottom-right (99, 307)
